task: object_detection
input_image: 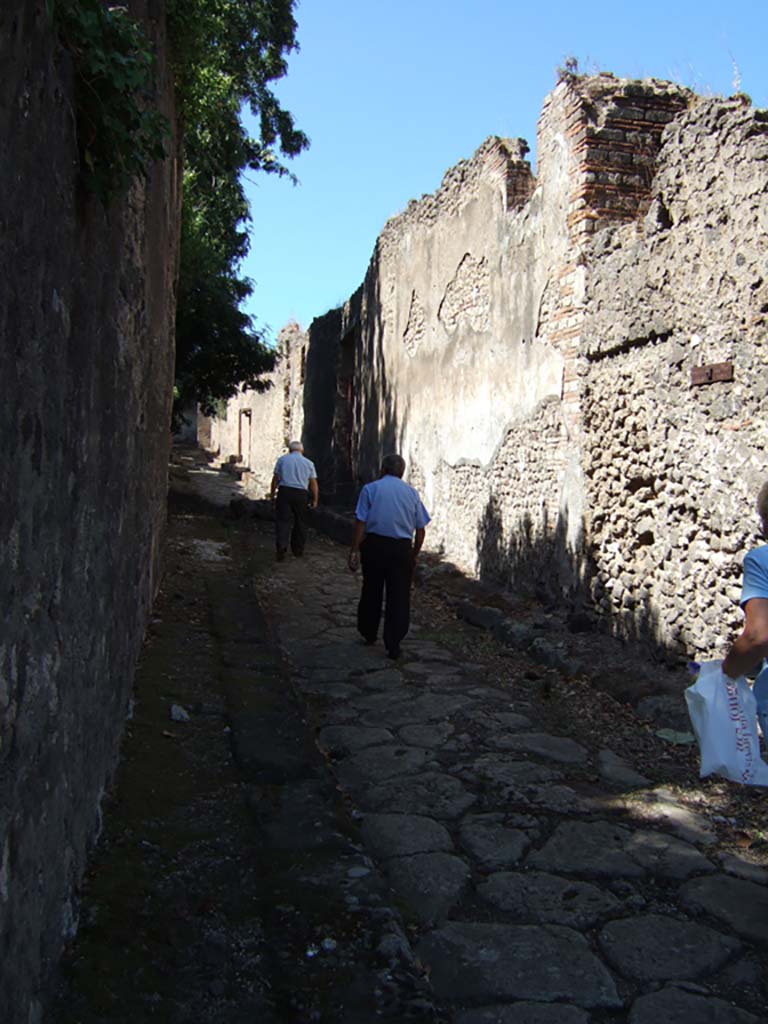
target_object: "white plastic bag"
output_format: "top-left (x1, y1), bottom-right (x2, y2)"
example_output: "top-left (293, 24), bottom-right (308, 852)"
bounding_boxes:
top-left (684, 659), bottom-right (768, 786)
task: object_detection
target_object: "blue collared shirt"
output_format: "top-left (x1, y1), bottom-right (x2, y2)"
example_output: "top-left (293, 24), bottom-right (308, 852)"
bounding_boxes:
top-left (274, 452), bottom-right (317, 490)
top-left (355, 475), bottom-right (431, 540)
top-left (741, 545), bottom-right (768, 605)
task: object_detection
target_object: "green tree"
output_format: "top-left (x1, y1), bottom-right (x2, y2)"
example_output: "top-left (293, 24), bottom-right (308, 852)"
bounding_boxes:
top-left (168, 0), bottom-right (309, 419)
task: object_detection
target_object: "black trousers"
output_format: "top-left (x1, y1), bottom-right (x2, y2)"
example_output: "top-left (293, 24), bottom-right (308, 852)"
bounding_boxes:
top-left (358, 533), bottom-right (413, 651)
top-left (275, 486), bottom-right (310, 554)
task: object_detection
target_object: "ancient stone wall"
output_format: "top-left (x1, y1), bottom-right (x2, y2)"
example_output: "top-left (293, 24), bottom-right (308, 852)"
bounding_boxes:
top-left (203, 323), bottom-right (307, 496)
top-left (212, 73), bottom-right (768, 665)
top-left (0, 3), bottom-right (180, 1019)
top-left (582, 97), bottom-right (768, 657)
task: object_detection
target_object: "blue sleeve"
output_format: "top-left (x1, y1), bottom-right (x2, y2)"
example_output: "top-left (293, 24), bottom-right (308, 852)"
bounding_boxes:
top-left (355, 485), bottom-right (371, 522)
top-left (741, 547), bottom-right (768, 605)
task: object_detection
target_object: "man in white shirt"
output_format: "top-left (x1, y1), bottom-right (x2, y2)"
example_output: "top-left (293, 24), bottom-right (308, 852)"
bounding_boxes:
top-left (269, 441), bottom-right (319, 560)
top-left (348, 453), bottom-right (430, 658)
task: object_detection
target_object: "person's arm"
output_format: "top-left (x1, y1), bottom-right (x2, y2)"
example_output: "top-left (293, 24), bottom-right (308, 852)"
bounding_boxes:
top-left (722, 597), bottom-right (768, 678)
top-left (269, 473), bottom-right (280, 501)
top-left (412, 527), bottom-right (426, 561)
top-left (348, 519), bottom-right (366, 571)
top-left (309, 478), bottom-right (319, 509)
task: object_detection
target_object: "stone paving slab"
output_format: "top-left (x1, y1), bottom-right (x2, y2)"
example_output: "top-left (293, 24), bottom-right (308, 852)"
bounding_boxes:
top-left (471, 756), bottom-right (563, 789)
top-left (361, 813), bottom-right (454, 858)
top-left (478, 870), bottom-right (621, 929)
top-left (598, 913), bottom-right (740, 982)
top-left (296, 680), bottom-right (361, 699)
top-left (490, 732), bottom-right (589, 763)
top-left (680, 874), bottom-right (768, 943)
top-left (358, 691), bottom-right (474, 728)
top-left (336, 744), bottom-right (433, 788)
top-left (363, 771), bottom-right (478, 819)
top-left (529, 820), bottom-right (714, 880)
top-left (383, 851), bottom-right (471, 924)
top-left (317, 724), bottom-right (395, 753)
top-left (454, 1004), bottom-right (590, 1024)
top-left (417, 923), bottom-right (622, 1007)
top-left (459, 815), bottom-right (532, 870)
top-left (400, 721), bottom-right (455, 746)
top-left (628, 986), bottom-right (762, 1023)
top-left (356, 668), bottom-right (406, 690)
top-left (598, 748), bottom-right (652, 788)
top-left (621, 786), bottom-right (717, 846)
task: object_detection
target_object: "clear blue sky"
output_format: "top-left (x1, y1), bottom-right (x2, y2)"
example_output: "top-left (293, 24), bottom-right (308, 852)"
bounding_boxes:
top-left (240, 0), bottom-right (768, 345)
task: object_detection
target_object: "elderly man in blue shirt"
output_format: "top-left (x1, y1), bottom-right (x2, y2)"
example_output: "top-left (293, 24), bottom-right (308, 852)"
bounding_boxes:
top-left (269, 441), bottom-right (319, 561)
top-left (348, 453), bottom-right (431, 659)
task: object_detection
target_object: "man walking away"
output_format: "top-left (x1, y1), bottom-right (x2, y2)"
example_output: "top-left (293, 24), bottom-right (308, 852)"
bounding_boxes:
top-left (270, 441), bottom-right (319, 560)
top-left (348, 453), bottom-right (430, 659)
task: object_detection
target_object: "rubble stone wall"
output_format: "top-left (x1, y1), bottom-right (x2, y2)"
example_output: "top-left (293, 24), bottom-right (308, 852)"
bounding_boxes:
top-left (0, 3), bottom-right (180, 1019)
top-left (582, 97), bottom-right (768, 657)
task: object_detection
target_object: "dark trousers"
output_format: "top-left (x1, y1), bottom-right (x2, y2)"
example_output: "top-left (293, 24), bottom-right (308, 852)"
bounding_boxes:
top-left (358, 534), bottom-right (413, 651)
top-left (275, 486), bottom-right (310, 554)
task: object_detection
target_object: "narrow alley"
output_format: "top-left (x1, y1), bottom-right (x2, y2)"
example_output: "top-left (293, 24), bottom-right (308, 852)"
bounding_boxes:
top-left (53, 447), bottom-right (768, 1023)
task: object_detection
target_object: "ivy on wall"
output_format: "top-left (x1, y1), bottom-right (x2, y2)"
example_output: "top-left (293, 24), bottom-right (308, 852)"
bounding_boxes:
top-left (47, 0), bottom-right (169, 202)
top-left (48, 0), bottom-right (308, 422)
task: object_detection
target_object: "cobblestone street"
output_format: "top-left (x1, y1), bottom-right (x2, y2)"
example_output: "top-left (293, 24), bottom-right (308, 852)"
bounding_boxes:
top-left (54, 448), bottom-right (768, 1023)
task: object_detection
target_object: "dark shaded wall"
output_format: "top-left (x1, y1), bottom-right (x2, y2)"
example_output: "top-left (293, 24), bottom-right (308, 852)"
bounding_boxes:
top-left (0, 3), bottom-right (180, 1020)
top-left (302, 307), bottom-right (345, 498)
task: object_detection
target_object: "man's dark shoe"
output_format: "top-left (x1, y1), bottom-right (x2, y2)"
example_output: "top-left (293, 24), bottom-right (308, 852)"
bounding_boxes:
top-left (386, 647), bottom-right (401, 660)
top-left (276, 548), bottom-right (287, 561)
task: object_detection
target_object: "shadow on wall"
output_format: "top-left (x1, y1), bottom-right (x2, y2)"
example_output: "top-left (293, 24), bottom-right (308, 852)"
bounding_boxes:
top-left (355, 244), bottom-right (400, 486)
top-left (476, 494), bottom-right (677, 661)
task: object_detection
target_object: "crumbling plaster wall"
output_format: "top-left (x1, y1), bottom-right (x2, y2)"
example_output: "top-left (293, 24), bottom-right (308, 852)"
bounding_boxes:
top-left (349, 76), bottom-right (690, 596)
top-left (353, 132), bottom-right (568, 506)
top-left (0, 3), bottom-right (180, 1019)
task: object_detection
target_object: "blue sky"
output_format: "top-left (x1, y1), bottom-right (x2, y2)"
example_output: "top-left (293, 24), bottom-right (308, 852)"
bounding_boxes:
top-left (240, 0), bottom-right (767, 345)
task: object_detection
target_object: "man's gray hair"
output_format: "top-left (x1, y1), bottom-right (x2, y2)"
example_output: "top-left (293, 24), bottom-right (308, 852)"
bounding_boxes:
top-left (381, 453), bottom-right (406, 478)
top-left (288, 440), bottom-right (303, 452)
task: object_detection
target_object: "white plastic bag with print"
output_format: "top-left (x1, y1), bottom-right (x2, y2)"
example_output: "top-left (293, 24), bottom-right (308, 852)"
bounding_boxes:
top-left (684, 660), bottom-right (768, 786)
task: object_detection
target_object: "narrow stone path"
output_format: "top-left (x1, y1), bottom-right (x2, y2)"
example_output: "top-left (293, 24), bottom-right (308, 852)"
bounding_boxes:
top-left (54, 447), bottom-right (768, 1023)
top-left (255, 525), bottom-right (768, 1023)
top-left (52, 461), bottom-right (435, 1023)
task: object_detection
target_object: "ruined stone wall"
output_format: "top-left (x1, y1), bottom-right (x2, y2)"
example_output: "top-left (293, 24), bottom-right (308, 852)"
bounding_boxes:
top-left (583, 97), bottom-right (768, 659)
top-left (214, 74), bottom-right (767, 663)
top-left (348, 128), bottom-right (573, 541)
top-left (203, 324), bottom-right (307, 496)
top-left (0, 3), bottom-right (180, 1019)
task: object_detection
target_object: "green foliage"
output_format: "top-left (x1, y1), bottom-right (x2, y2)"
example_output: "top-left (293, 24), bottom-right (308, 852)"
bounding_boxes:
top-left (168, 0), bottom-right (308, 419)
top-left (48, 0), bottom-right (169, 202)
top-left (50, 0), bottom-right (308, 420)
